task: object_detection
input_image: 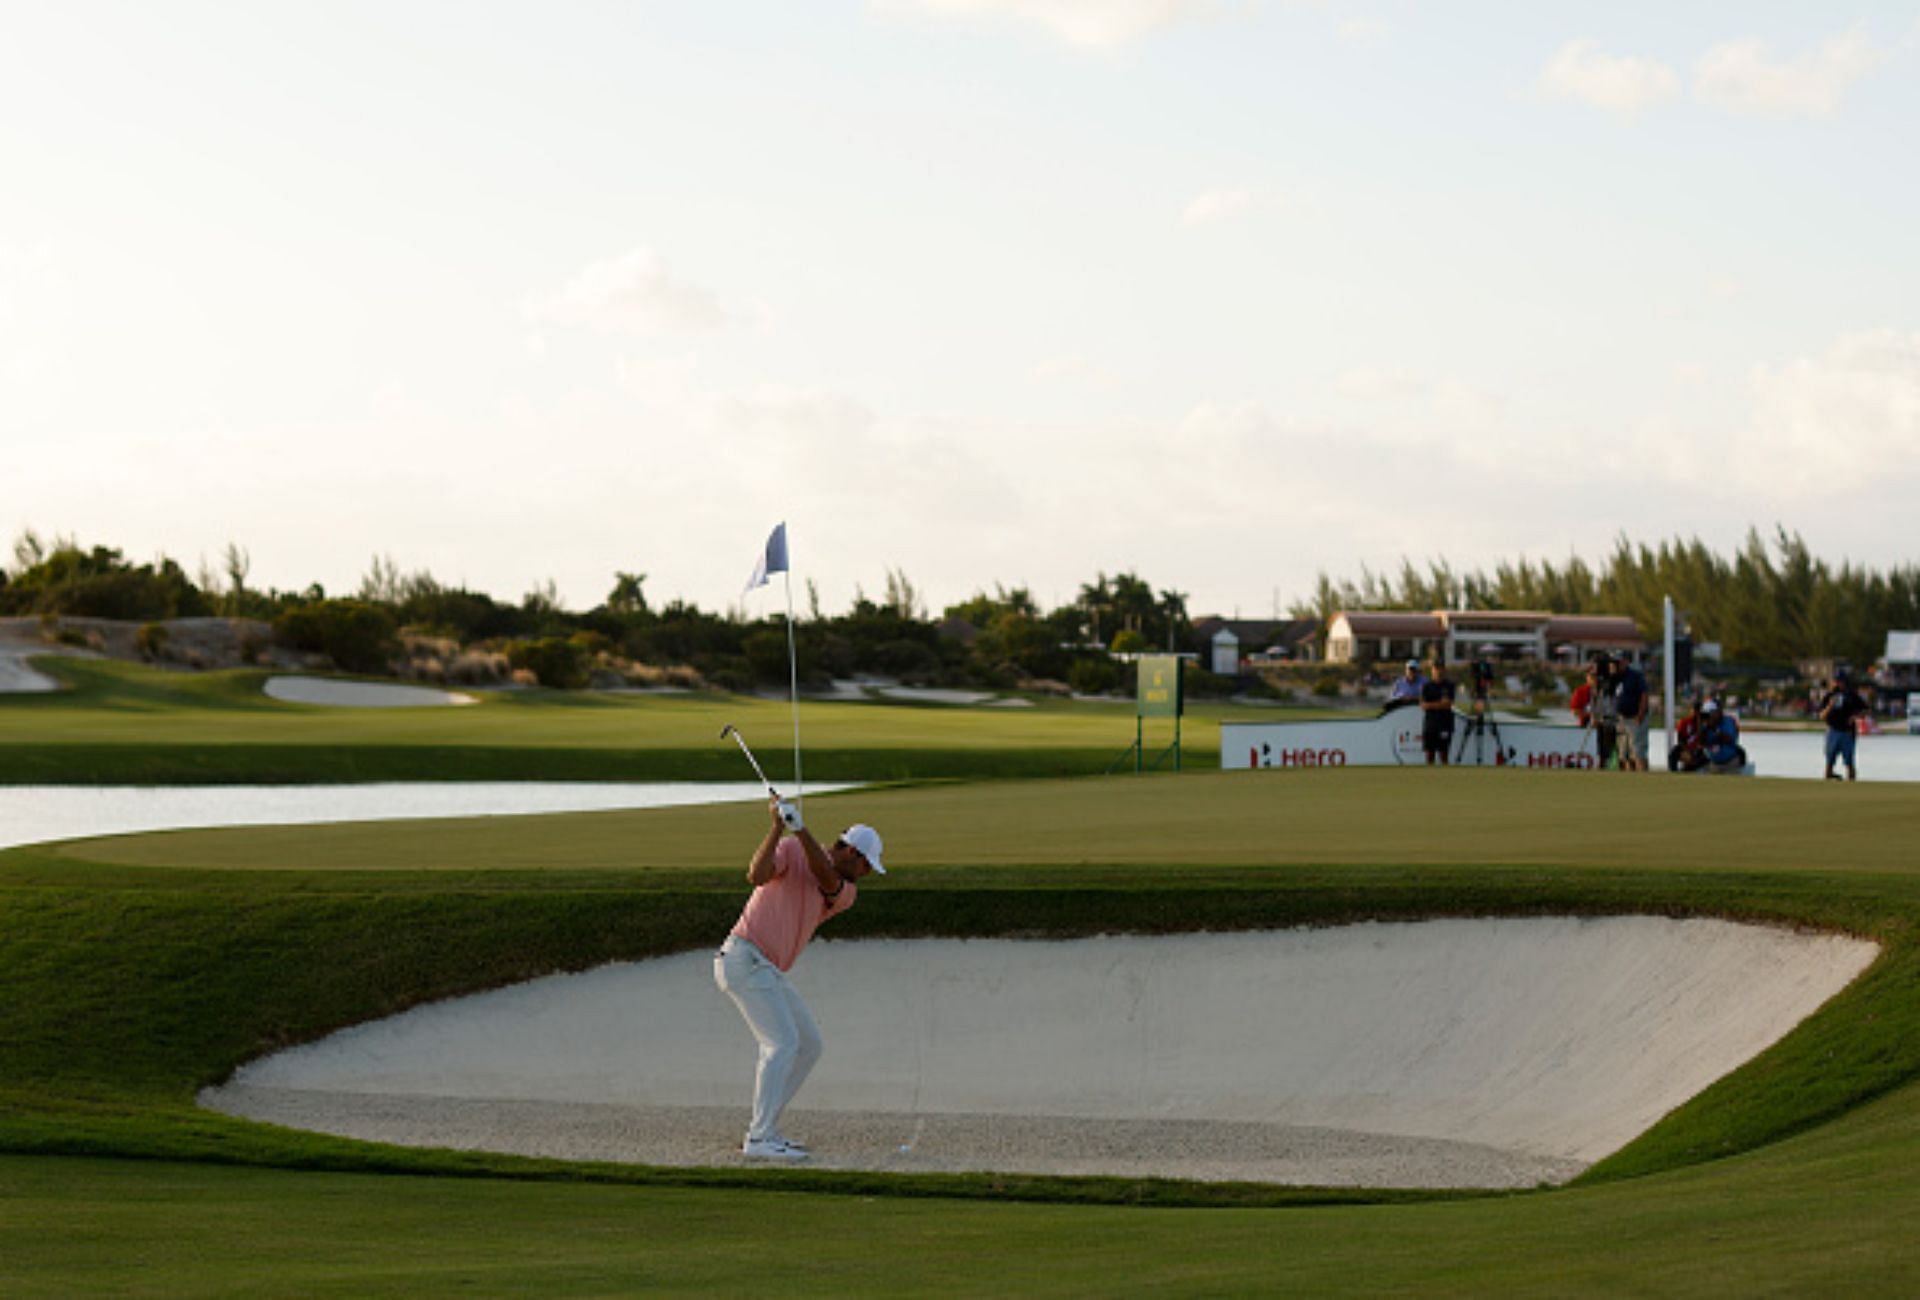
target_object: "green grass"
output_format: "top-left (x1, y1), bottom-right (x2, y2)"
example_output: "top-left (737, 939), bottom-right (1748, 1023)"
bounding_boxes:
top-left (7, 743), bottom-right (1920, 1289)
top-left (0, 656), bottom-right (1330, 783)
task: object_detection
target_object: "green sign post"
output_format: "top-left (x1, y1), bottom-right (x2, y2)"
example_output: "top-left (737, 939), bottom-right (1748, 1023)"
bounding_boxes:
top-left (1114, 655), bottom-right (1184, 773)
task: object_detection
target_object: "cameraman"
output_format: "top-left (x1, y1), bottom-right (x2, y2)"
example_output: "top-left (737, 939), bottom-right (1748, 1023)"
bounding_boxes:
top-left (1420, 659), bottom-right (1457, 765)
top-left (1587, 655), bottom-right (1619, 770)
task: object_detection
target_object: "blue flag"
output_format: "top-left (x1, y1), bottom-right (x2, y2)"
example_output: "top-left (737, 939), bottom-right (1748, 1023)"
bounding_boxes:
top-left (746, 522), bottom-right (788, 591)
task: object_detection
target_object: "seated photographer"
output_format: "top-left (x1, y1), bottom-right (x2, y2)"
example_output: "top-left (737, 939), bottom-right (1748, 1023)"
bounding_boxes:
top-left (1701, 700), bottom-right (1746, 773)
top-left (1669, 697), bottom-right (1709, 772)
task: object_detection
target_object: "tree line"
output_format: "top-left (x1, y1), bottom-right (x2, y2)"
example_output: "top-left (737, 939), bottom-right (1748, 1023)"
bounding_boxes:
top-left (1291, 528), bottom-right (1919, 669)
top-left (0, 531), bottom-right (1195, 692)
top-left (5, 527), bottom-right (1913, 687)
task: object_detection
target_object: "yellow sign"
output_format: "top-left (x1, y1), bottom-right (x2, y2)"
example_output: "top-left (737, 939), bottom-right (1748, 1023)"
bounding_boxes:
top-left (1137, 655), bottom-right (1183, 718)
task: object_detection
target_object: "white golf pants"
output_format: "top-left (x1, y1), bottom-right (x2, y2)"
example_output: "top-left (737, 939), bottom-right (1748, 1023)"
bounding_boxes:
top-left (714, 936), bottom-right (823, 1141)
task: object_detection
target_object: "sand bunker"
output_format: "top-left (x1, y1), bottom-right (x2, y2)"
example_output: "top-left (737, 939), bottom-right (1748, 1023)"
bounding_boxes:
top-left (202, 917), bottom-right (1876, 1188)
top-left (264, 676), bottom-right (477, 708)
top-left (0, 650), bottom-right (60, 693)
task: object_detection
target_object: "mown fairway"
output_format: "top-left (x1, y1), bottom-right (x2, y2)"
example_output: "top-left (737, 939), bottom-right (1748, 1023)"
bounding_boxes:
top-left (6, 689), bottom-right (1920, 1293)
top-left (0, 657), bottom-right (1279, 782)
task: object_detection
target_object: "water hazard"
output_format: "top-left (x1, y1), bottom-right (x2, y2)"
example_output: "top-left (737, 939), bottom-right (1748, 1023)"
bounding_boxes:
top-left (0, 782), bottom-right (853, 852)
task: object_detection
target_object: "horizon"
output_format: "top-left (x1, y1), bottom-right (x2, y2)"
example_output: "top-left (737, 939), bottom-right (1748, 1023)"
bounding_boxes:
top-left (5, 3), bottom-right (1917, 619)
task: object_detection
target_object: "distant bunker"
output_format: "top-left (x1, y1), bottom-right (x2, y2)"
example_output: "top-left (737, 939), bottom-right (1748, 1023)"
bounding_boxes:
top-left (205, 917), bottom-right (1877, 1189)
top-left (263, 676), bottom-right (476, 707)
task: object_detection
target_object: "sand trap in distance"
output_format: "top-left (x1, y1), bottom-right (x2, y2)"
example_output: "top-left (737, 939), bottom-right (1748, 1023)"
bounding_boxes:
top-left (264, 676), bottom-right (477, 708)
top-left (0, 650), bottom-right (60, 693)
top-left (204, 917), bottom-right (1876, 1188)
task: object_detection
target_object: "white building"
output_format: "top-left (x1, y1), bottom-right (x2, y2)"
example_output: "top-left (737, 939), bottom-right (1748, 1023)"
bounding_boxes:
top-left (1324, 609), bottom-right (1645, 667)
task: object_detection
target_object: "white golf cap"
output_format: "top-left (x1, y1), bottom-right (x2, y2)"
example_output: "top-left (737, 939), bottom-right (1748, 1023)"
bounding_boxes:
top-left (839, 823), bottom-right (885, 874)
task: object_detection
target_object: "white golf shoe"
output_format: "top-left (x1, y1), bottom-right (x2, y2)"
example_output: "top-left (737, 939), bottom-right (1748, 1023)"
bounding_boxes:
top-left (742, 1136), bottom-right (809, 1161)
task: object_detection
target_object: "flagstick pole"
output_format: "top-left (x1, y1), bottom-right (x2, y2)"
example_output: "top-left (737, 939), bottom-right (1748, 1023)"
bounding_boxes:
top-left (784, 566), bottom-right (803, 812)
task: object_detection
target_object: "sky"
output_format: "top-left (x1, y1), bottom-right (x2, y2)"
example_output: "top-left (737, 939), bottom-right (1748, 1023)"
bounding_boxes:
top-left (3, 1), bottom-right (1917, 621)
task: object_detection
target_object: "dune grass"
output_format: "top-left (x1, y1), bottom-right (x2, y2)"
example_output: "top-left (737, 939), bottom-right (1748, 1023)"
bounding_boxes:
top-left (7, 751), bottom-right (1920, 1290)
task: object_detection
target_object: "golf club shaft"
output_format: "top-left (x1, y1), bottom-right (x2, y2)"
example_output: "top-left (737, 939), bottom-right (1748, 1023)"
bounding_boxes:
top-left (723, 726), bottom-right (780, 796)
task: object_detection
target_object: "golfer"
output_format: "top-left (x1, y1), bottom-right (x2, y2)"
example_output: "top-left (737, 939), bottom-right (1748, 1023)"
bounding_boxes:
top-left (714, 795), bottom-right (885, 1161)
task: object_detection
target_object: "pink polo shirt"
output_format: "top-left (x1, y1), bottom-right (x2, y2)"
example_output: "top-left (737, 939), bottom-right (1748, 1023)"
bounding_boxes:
top-left (729, 838), bottom-right (856, 972)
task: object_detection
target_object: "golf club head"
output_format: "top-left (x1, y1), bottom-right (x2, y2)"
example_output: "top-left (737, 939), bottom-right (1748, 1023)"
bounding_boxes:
top-left (719, 724), bottom-right (737, 740)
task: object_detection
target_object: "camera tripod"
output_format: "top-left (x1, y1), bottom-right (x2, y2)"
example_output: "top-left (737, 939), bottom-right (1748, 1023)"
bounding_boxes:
top-left (1453, 684), bottom-right (1510, 766)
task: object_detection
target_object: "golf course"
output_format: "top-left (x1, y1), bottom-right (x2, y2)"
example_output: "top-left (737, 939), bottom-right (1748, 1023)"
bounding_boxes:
top-left (6, 659), bottom-right (1920, 1295)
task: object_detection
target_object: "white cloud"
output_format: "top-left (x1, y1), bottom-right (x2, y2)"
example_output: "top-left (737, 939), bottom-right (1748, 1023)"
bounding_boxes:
top-left (531, 248), bottom-right (732, 334)
top-left (1537, 39), bottom-right (1680, 116)
top-left (1694, 26), bottom-right (1888, 119)
top-left (1611, 330), bottom-right (1920, 503)
top-left (1181, 187), bottom-right (1255, 227)
top-left (1747, 330), bottom-right (1920, 468)
top-left (876, 0), bottom-right (1217, 50)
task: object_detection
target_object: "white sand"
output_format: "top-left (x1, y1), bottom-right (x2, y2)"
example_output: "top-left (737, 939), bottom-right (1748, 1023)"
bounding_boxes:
top-left (202, 918), bottom-right (1875, 1187)
top-left (0, 649), bottom-right (60, 693)
top-left (264, 676), bottom-right (477, 708)
top-left (876, 686), bottom-right (999, 705)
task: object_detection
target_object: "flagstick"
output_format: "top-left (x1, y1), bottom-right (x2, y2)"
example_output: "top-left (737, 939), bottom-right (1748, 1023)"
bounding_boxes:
top-left (783, 566), bottom-right (803, 812)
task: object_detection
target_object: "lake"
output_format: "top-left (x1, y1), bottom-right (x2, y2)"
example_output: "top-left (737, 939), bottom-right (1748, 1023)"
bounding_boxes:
top-left (0, 782), bottom-right (853, 852)
top-left (1654, 728), bottom-right (1920, 783)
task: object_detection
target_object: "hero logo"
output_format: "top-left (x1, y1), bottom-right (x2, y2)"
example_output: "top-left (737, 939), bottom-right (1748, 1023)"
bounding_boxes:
top-left (1255, 744), bottom-right (1348, 768)
top-left (1526, 752), bottom-right (1598, 770)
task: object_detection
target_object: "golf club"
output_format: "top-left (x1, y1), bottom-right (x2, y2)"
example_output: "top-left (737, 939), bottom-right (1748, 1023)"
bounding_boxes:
top-left (719, 723), bottom-right (779, 796)
top-left (721, 724), bottom-right (805, 830)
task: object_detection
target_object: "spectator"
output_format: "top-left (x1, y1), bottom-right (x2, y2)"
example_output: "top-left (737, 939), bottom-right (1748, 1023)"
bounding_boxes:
top-left (1420, 660), bottom-right (1457, 766)
top-left (1817, 671), bottom-right (1870, 781)
top-left (1610, 655), bottom-right (1651, 773)
top-left (1387, 658), bottom-right (1424, 710)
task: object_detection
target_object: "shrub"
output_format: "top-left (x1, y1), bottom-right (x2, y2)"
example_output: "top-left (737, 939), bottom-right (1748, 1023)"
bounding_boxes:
top-left (447, 649), bottom-right (511, 685)
top-left (700, 655), bottom-right (756, 694)
top-left (1110, 629), bottom-right (1150, 654)
top-left (1182, 665), bottom-right (1233, 698)
top-left (136, 623), bottom-right (169, 660)
top-left (874, 638), bottom-right (941, 682)
top-left (273, 599), bottom-right (398, 675)
top-left (1, 543), bottom-right (211, 620)
top-left (1068, 657), bottom-right (1120, 696)
top-left (506, 637), bottom-right (590, 689)
top-left (1313, 672), bottom-right (1345, 698)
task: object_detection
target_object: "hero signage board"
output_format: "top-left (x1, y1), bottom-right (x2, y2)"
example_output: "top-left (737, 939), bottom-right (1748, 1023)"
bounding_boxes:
top-left (1222, 708), bottom-right (1604, 769)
